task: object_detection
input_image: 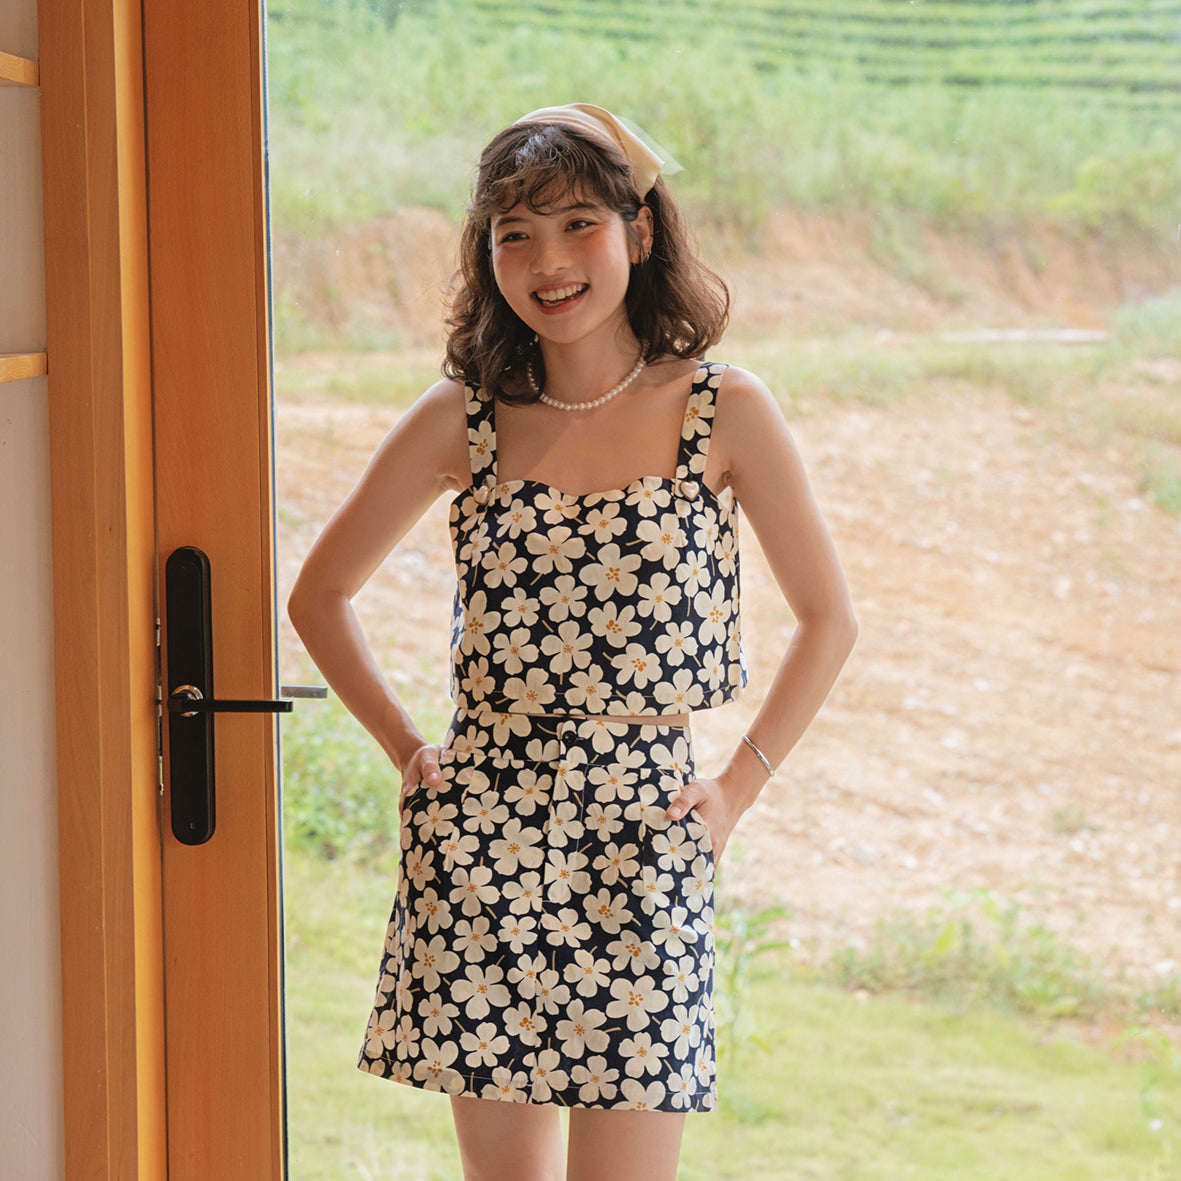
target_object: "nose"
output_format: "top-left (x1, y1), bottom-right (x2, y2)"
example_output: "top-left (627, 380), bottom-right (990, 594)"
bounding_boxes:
top-left (530, 232), bottom-right (571, 276)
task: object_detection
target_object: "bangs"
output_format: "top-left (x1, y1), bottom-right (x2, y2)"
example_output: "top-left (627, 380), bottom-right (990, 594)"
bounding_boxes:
top-left (472, 124), bottom-right (640, 223)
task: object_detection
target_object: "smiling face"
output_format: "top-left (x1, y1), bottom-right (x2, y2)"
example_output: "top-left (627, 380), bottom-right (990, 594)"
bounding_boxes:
top-left (490, 195), bottom-right (652, 348)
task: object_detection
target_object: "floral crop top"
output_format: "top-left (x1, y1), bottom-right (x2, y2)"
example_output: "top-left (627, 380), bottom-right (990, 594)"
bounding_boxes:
top-left (447, 361), bottom-right (746, 716)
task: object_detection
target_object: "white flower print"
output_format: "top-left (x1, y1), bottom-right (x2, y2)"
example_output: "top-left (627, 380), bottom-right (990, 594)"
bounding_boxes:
top-left (414, 798), bottom-right (458, 844)
top-left (632, 865), bottom-right (675, 915)
top-left (461, 1022), bottom-right (509, 1069)
top-left (489, 711), bottom-right (533, 745)
top-left (544, 848), bottom-right (590, 903)
top-left (635, 572), bottom-right (683, 622)
top-left (498, 911), bottom-right (538, 953)
top-left (526, 524), bottom-right (586, 575)
top-left (507, 951), bottom-right (547, 998)
top-left (692, 505), bottom-right (719, 552)
top-left (491, 627), bottom-right (539, 675)
top-left (667, 1063), bottom-right (697, 1109)
top-left (579, 501), bottom-right (628, 543)
top-left (682, 854), bottom-right (714, 913)
top-left (411, 933), bottom-right (460, 993)
top-left (580, 886), bottom-right (635, 937)
top-left (540, 620), bottom-right (593, 673)
top-left (450, 725), bottom-right (490, 761)
top-left (564, 666), bottom-right (611, 713)
top-left (651, 907), bottom-right (697, 957)
top-left (715, 528), bottom-right (737, 578)
top-left (497, 497), bottom-right (537, 539)
top-left (449, 864), bottom-right (500, 916)
top-left (620, 1031), bottom-right (669, 1078)
top-left (583, 801), bottom-right (624, 840)
top-left (461, 790), bottom-right (509, 835)
top-left (527, 1048), bottom-right (570, 1103)
top-left (535, 490), bottom-right (580, 524)
top-left (624, 480), bottom-right (670, 517)
top-left (412, 888), bottom-right (451, 936)
top-left (403, 846), bottom-right (436, 892)
top-left (674, 550), bottom-right (710, 598)
top-left (451, 963), bottom-right (511, 1019)
top-left (694, 585), bottom-right (730, 646)
top-left (501, 587), bottom-right (541, 628)
top-left (482, 1066), bottom-right (530, 1103)
top-left (556, 999), bottom-right (610, 1057)
top-left (586, 602), bottom-right (642, 648)
top-left (489, 818), bottom-right (545, 875)
top-left (418, 992), bottom-right (459, 1039)
top-left (581, 543), bottom-right (642, 601)
top-left (650, 826), bottom-right (694, 874)
top-left (459, 655), bottom-right (492, 702)
top-left (501, 870), bottom-right (544, 915)
top-left (544, 799), bottom-right (584, 847)
top-left (660, 1002), bottom-right (702, 1059)
top-left (539, 574), bottom-right (588, 621)
top-left (636, 514), bottom-right (686, 570)
top-left (392, 1013), bottom-right (420, 1061)
top-left (481, 541), bottom-right (528, 588)
top-left (608, 975), bottom-right (668, 1030)
top-left (563, 948), bottom-right (611, 997)
top-left (541, 906), bottom-right (592, 948)
top-left (590, 843), bottom-right (640, 888)
top-left (457, 521), bottom-right (492, 566)
top-left (364, 1009), bottom-right (399, 1057)
top-left (534, 970), bottom-right (570, 1016)
top-left (610, 643), bottom-right (662, 690)
top-left (459, 590), bottom-right (500, 657)
top-left (503, 667), bottom-right (556, 710)
top-left (453, 915), bottom-right (498, 962)
top-left (654, 620), bottom-right (698, 667)
top-left (615, 1078), bottom-right (668, 1111)
top-left (653, 667), bottom-right (705, 711)
top-left (502, 770), bottom-right (550, 817)
top-left (662, 955), bottom-right (701, 1004)
top-left (572, 1056), bottom-right (620, 1103)
top-left (438, 827), bottom-right (480, 868)
top-left (503, 1001), bottom-right (546, 1047)
top-left (468, 419), bottom-right (495, 471)
top-left (606, 931), bottom-right (660, 975)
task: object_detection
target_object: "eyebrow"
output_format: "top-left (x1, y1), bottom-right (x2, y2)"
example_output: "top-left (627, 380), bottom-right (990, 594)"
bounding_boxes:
top-left (492, 202), bottom-right (603, 228)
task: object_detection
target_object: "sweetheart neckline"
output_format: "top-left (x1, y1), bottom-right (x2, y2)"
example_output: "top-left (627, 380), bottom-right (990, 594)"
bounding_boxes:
top-left (457, 473), bottom-right (732, 510)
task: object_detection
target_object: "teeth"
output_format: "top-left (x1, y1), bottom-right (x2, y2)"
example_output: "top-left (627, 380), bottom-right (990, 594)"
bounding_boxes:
top-left (536, 284), bottom-right (586, 304)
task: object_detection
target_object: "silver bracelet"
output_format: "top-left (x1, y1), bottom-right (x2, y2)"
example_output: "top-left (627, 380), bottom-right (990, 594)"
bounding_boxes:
top-left (741, 733), bottom-right (774, 777)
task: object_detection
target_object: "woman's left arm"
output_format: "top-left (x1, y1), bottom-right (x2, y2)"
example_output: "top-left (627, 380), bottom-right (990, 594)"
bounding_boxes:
top-left (666, 366), bottom-right (859, 859)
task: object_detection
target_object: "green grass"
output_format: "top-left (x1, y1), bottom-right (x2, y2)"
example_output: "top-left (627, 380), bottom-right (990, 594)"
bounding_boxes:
top-left (282, 849), bottom-right (1181, 1180)
top-left (267, 0), bottom-right (1181, 243)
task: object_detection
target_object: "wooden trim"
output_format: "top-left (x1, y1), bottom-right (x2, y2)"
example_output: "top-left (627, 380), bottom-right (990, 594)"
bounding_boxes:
top-left (0, 49), bottom-right (39, 85)
top-left (0, 352), bottom-right (48, 382)
top-left (144, 0), bottom-right (285, 1173)
top-left (38, 0), bottom-right (164, 1177)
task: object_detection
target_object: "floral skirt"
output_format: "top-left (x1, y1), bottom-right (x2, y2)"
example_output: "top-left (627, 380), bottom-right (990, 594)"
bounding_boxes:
top-left (357, 709), bottom-right (718, 1112)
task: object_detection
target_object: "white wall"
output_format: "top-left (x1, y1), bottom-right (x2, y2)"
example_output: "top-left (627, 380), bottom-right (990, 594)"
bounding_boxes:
top-left (0, 1), bottom-right (66, 1176)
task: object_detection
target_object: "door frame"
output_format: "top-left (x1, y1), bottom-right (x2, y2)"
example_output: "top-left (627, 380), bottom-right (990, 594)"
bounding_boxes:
top-left (40, 0), bottom-right (281, 1175)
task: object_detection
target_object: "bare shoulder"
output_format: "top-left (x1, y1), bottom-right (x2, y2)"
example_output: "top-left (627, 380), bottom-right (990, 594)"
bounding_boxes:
top-left (369, 377), bottom-right (471, 493)
top-left (711, 364), bottom-right (793, 469)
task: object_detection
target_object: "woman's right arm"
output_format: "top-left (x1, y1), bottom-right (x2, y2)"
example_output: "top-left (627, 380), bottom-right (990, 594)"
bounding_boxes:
top-left (287, 379), bottom-right (470, 789)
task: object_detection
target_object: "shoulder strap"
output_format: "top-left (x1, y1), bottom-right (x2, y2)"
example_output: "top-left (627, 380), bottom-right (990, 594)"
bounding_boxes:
top-left (465, 384), bottom-right (497, 483)
top-left (675, 362), bottom-right (726, 481)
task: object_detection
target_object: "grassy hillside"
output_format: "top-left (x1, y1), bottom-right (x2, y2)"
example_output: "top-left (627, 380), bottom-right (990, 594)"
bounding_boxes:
top-left (267, 0), bottom-right (1181, 240)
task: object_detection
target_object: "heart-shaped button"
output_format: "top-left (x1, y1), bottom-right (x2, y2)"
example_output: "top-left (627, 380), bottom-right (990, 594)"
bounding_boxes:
top-left (472, 484), bottom-right (491, 504)
top-left (678, 479), bottom-right (700, 501)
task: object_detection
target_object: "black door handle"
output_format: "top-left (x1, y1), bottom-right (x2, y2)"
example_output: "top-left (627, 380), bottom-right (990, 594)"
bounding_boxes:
top-left (167, 685), bottom-right (293, 715)
top-left (164, 546), bottom-right (301, 845)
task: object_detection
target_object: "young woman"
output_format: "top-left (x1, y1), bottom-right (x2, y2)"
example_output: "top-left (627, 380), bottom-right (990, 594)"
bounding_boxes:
top-left (288, 103), bottom-right (857, 1181)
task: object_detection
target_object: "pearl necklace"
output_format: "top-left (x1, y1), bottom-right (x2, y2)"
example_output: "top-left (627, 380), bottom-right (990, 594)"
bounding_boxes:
top-left (528, 356), bottom-right (645, 412)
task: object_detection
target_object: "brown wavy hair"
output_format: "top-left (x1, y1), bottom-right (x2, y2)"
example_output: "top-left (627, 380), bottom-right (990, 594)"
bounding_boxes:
top-left (443, 119), bottom-right (729, 404)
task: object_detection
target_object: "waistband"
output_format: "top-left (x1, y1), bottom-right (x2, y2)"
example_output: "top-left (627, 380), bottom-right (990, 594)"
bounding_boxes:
top-left (441, 708), bottom-right (694, 772)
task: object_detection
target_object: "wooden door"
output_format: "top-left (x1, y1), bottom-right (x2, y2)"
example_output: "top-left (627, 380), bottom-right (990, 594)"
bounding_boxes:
top-left (144, 0), bottom-right (285, 1176)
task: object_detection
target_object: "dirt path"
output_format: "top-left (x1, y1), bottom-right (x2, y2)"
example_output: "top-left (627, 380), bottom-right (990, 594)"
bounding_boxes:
top-left (275, 378), bottom-right (1181, 990)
